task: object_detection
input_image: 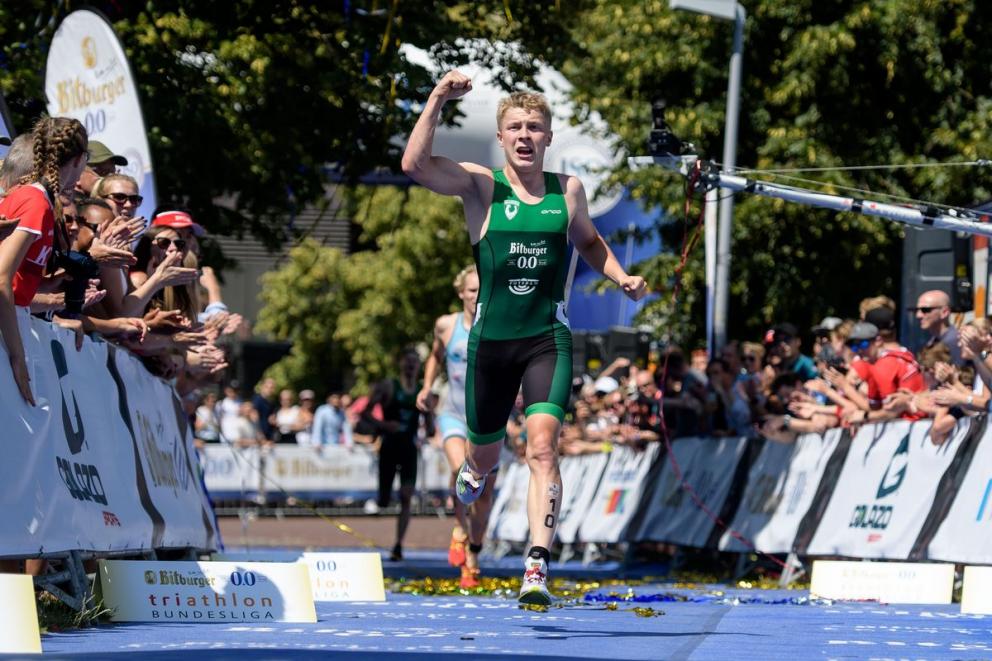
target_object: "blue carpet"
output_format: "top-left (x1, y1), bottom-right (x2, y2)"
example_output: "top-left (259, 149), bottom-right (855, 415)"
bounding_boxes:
top-left (220, 547), bottom-right (670, 580)
top-left (18, 587), bottom-right (992, 660)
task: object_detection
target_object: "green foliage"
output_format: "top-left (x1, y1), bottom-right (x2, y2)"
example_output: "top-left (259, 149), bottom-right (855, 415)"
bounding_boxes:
top-left (564, 0), bottom-right (992, 347)
top-left (257, 186), bottom-right (471, 391)
top-left (0, 1), bottom-right (584, 245)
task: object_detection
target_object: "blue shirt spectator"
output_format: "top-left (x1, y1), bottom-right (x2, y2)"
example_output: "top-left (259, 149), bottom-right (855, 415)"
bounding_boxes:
top-left (312, 394), bottom-right (353, 447)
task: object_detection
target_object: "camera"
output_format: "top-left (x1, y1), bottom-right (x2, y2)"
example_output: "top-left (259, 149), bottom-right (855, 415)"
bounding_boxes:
top-left (51, 249), bottom-right (99, 315)
top-left (647, 100), bottom-right (685, 157)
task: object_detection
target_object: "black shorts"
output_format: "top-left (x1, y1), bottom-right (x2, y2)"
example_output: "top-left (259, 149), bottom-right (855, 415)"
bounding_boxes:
top-left (465, 326), bottom-right (572, 445)
top-left (377, 439), bottom-right (418, 507)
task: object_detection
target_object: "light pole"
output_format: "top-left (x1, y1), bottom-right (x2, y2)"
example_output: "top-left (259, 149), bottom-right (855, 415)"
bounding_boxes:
top-left (670, 0), bottom-right (746, 351)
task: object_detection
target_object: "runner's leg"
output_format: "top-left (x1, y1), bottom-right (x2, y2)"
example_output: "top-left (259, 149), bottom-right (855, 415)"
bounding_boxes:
top-left (524, 413), bottom-right (562, 551)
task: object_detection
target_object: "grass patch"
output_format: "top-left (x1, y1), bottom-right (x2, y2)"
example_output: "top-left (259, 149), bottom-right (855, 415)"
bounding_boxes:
top-left (35, 592), bottom-right (113, 634)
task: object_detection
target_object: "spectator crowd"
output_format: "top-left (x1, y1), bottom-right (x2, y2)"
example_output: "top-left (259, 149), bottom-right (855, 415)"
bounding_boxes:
top-left (0, 117), bottom-right (244, 413)
top-left (549, 290), bottom-right (989, 457)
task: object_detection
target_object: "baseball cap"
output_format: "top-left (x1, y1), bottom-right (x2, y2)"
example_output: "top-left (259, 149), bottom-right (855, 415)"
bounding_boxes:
top-left (593, 376), bottom-right (619, 394)
top-left (848, 322), bottom-right (879, 342)
top-left (764, 322), bottom-right (798, 346)
top-left (152, 210), bottom-right (206, 237)
top-left (864, 306), bottom-right (896, 331)
top-left (87, 140), bottom-right (128, 166)
top-left (812, 316), bottom-right (843, 334)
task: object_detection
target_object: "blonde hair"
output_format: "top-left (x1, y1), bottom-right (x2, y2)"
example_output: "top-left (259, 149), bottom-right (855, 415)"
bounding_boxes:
top-left (453, 264), bottom-right (477, 292)
top-left (966, 317), bottom-right (992, 335)
top-left (93, 172), bottom-right (139, 197)
top-left (18, 117), bottom-right (87, 221)
top-left (834, 319), bottom-right (856, 342)
top-left (859, 295), bottom-right (896, 320)
top-left (496, 92), bottom-right (552, 128)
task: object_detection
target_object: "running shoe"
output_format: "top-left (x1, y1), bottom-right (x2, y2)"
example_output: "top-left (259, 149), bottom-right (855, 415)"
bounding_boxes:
top-left (455, 462), bottom-right (486, 505)
top-left (389, 543), bottom-right (403, 562)
top-left (459, 564), bottom-right (481, 590)
top-left (518, 555), bottom-right (553, 605)
top-left (448, 528), bottom-right (467, 567)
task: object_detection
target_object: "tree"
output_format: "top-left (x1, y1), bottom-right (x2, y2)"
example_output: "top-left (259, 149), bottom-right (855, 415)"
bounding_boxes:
top-left (1, 1), bottom-right (585, 244)
top-left (256, 185), bottom-right (472, 391)
top-left (564, 0), bottom-right (992, 347)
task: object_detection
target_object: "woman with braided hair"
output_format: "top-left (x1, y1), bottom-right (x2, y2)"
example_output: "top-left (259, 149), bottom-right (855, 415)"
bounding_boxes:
top-left (0, 116), bottom-right (88, 405)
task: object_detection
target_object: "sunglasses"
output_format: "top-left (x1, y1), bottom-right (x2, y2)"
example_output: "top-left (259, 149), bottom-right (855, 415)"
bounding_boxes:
top-left (154, 237), bottom-right (188, 251)
top-left (103, 192), bottom-right (143, 206)
top-left (914, 306), bottom-right (939, 314)
top-left (64, 215), bottom-right (95, 229)
top-left (744, 354), bottom-right (759, 362)
top-left (846, 339), bottom-right (873, 351)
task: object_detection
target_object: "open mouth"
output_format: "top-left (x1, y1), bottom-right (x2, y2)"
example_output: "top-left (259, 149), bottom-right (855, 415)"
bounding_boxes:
top-left (516, 145), bottom-right (534, 157)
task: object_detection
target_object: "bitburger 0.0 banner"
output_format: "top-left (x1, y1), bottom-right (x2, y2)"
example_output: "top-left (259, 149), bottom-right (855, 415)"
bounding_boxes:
top-left (45, 9), bottom-right (157, 219)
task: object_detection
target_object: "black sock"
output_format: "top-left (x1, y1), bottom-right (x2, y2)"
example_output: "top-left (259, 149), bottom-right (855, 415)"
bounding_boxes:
top-left (527, 545), bottom-right (550, 565)
top-left (469, 542), bottom-right (483, 554)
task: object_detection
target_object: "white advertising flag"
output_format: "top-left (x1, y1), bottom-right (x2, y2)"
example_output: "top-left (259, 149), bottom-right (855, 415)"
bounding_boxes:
top-left (45, 10), bottom-right (157, 218)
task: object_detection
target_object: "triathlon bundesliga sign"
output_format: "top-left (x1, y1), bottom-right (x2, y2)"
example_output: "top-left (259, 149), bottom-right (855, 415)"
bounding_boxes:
top-left (98, 560), bottom-right (317, 623)
top-left (45, 9), bottom-right (157, 219)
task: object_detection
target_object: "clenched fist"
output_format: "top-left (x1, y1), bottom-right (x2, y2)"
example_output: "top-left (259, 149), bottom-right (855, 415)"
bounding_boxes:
top-left (431, 70), bottom-right (473, 102)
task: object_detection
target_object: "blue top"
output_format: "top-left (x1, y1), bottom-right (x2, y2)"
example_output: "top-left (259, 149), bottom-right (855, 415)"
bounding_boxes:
top-left (439, 313), bottom-right (471, 420)
top-left (312, 404), bottom-right (353, 447)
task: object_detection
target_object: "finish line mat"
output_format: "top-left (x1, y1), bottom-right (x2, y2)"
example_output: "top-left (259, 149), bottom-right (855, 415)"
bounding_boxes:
top-left (33, 584), bottom-right (992, 660)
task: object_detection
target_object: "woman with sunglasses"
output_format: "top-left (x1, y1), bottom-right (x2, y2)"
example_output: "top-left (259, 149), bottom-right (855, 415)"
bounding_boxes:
top-left (129, 226), bottom-right (201, 322)
top-left (93, 173), bottom-right (143, 220)
top-left (122, 227), bottom-right (199, 321)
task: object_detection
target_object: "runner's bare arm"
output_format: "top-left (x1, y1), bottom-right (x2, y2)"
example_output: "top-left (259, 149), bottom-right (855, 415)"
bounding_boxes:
top-left (401, 71), bottom-right (490, 203)
top-left (564, 175), bottom-right (647, 301)
top-left (417, 315), bottom-right (450, 411)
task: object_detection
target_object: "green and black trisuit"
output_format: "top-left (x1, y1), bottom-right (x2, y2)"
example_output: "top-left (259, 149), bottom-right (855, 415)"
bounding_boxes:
top-left (466, 169), bottom-right (573, 445)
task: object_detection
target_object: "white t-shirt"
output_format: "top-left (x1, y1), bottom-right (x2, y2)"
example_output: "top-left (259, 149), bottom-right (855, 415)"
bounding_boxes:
top-left (221, 415), bottom-right (256, 444)
top-left (275, 406), bottom-right (300, 434)
top-left (195, 405), bottom-right (220, 441)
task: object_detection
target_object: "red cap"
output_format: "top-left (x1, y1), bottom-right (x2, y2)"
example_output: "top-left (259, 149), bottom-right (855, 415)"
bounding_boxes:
top-left (152, 211), bottom-right (205, 237)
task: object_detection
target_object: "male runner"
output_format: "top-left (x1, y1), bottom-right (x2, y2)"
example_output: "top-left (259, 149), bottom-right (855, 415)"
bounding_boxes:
top-left (363, 348), bottom-right (426, 562)
top-left (416, 264), bottom-right (493, 589)
top-left (402, 70), bottom-right (647, 604)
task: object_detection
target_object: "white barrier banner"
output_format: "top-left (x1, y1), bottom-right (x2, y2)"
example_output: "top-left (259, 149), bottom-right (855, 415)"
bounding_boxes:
top-left (927, 420), bottom-right (992, 564)
top-left (578, 444), bottom-right (660, 543)
top-left (720, 429), bottom-right (842, 553)
top-left (557, 452), bottom-right (610, 545)
top-left (201, 443), bottom-right (449, 498)
top-left (487, 461), bottom-right (531, 542)
top-left (0, 313), bottom-right (217, 556)
top-left (200, 446), bottom-right (264, 496)
top-left (628, 437), bottom-right (747, 546)
top-left (806, 419), bottom-right (966, 559)
top-left (418, 444), bottom-right (452, 492)
top-left (112, 349), bottom-right (218, 550)
top-left (46, 10), bottom-right (158, 218)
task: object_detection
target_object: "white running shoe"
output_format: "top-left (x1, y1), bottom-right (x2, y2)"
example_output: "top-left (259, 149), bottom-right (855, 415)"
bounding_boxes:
top-left (518, 555), bottom-right (553, 605)
top-left (455, 462), bottom-right (486, 505)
